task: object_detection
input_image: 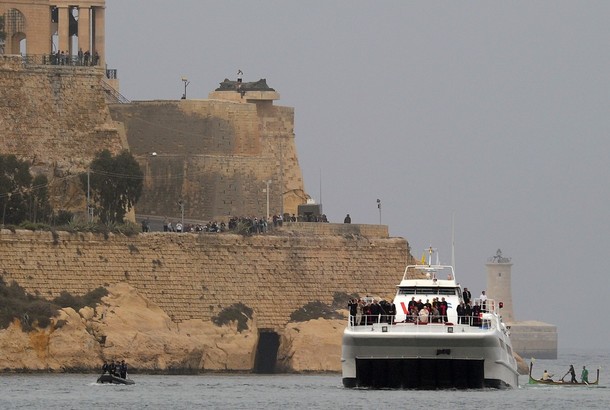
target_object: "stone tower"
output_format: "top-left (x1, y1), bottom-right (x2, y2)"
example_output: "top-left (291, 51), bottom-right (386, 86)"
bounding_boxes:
top-left (485, 249), bottom-right (558, 358)
top-left (108, 78), bottom-right (308, 221)
top-left (485, 249), bottom-right (514, 322)
top-left (1, 1), bottom-right (106, 67)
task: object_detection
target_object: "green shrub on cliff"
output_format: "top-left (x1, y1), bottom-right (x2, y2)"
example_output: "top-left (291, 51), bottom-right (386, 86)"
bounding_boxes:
top-left (52, 287), bottom-right (108, 312)
top-left (0, 276), bottom-right (60, 331)
top-left (212, 303), bottom-right (253, 332)
top-left (0, 277), bottom-right (108, 332)
top-left (289, 301), bottom-right (345, 322)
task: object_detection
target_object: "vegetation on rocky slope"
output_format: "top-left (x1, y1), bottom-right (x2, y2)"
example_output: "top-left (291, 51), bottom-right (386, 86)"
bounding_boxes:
top-left (212, 303), bottom-right (253, 332)
top-left (0, 277), bottom-right (107, 332)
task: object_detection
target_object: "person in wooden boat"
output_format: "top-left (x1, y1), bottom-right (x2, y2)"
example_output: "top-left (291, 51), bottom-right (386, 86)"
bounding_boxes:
top-left (542, 370), bottom-right (554, 381)
top-left (565, 364), bottom-right (577, 383)
top-left (581, 366), bottom-right (589, 383)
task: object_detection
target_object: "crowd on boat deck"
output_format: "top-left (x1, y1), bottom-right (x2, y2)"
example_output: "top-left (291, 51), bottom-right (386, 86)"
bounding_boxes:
top-left (347, 298), bottom-right (396, 325)
top-left (101, 360), bottom-right (128, 379)
top-left (348, 288), bottom-right (491, 326)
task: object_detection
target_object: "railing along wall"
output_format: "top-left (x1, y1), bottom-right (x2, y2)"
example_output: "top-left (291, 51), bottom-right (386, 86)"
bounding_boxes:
top-left (21, 53), bottom-right (101, 67)
top-left (13, 54), bottom-right (130, 104)
top-left (101, 80), bottom-right (131, 104)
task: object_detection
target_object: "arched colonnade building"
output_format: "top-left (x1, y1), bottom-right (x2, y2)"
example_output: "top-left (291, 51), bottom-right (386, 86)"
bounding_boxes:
top-left (0, 0), bottom-right (105, 67)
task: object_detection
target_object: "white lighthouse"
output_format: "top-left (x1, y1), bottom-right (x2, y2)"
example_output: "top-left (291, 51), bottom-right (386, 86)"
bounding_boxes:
top-left (485, 249), bottom-right (514, 322)
top-left (485, 248), bottom-right (558, 359)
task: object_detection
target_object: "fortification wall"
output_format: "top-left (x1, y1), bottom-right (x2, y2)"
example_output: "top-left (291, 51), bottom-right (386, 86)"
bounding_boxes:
top-left (109, 99), bottom-right (306, 220)
top-left (0, 55), bottom-right (124, 209)
top-left (0, 227), bottom-right (410, 329)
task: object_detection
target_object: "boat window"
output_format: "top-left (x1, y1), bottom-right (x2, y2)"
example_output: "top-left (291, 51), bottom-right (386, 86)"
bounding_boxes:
top-left (398, 287), bottom-right (459, 296)
top-left (416, 287), bottom-right (438, 294)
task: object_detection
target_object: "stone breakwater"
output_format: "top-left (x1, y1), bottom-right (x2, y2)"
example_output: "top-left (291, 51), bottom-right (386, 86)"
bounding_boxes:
top-left (0, 226), bottom-right (411, 372)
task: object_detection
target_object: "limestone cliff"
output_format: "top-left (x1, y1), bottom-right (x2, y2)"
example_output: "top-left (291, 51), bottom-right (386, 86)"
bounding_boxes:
top-left (0, 280), bottom-right (527, 375)
top-left (0, 283), bottom-right (259, 372)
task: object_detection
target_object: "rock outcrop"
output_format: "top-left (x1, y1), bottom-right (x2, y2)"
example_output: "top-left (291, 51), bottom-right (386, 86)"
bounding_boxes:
top-left (278, 318), bottom-right (345, 372)
top-left (0, 282), bottom-right (528, 375)
top-left (0, 283), bottom-right (260, 372)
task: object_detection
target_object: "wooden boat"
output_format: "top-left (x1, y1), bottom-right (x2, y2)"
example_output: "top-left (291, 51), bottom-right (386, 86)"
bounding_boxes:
top-left (96, 374), bottom-right (135, 385)
top-left (528, 361), bottom-right (599, 386)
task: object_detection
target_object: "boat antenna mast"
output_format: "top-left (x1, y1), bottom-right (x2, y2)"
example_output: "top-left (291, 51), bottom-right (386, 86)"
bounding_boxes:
top-left (425, 246), bottom-right (438, 266)
top-left (451, 212), bottom-right (455, 269)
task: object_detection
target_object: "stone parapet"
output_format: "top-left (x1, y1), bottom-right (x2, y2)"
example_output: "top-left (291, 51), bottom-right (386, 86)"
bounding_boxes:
top-left (208, 90), bottom-right (280, 103)
top-left (0, 229), bottom-right (410, 330)
top-left (280, 222), bottom-right (388, 238)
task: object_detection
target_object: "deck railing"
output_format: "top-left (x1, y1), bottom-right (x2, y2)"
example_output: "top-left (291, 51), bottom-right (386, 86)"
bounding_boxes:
top-left (347, 314), bottom-right (497, 330)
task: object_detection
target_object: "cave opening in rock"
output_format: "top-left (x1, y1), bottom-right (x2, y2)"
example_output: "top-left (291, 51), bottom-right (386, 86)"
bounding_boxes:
top-left (253, 329), bottom-right (279, 373)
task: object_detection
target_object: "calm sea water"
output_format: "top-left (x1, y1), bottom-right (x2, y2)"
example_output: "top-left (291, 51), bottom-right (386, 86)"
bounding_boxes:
top-left (1, 349), bottom-right (608, 409)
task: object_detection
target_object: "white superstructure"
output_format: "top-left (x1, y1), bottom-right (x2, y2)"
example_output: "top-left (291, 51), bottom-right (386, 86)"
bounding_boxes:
top-left (341, 248), bottom-right (519, 389)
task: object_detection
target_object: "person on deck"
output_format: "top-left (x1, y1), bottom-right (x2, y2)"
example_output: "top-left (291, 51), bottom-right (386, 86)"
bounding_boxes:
top-left (462, 287), bottom-right (472, 305)
top-left (581, 366), bottom-right (589, 383)
top-left (418, 306), bottom-right (429, 324)
top-left (479, 290), bottom-right (488, 311)
top-left (348, 299), bottom-right (358, 326)
top-left (471, 302), bottom-right (481, 326)
top-left (440, 297), bottom-right (449, 322)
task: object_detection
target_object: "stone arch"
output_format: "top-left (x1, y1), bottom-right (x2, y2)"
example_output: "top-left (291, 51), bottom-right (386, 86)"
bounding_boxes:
top-left (11, 31), bottom-right (26, 54)
top-left (3, 8), bottom-right (26, 54)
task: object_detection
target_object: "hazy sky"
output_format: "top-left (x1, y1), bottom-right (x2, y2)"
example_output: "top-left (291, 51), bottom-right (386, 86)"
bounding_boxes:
top-left (106, 1), bottom-right (610, 349)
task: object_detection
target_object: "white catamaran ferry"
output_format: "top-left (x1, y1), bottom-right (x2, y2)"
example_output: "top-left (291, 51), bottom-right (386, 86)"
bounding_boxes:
top-left (342, 248), bottom-right (519, 389)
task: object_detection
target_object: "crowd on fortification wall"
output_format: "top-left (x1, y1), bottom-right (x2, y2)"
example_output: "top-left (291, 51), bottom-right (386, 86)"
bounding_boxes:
top-left (140, 213), bottom-right (330, 235)
top-left (24, 50), bottom-right (101, 66)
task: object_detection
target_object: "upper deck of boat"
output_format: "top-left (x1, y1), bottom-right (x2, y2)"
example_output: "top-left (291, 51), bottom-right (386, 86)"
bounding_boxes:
top-left (344, 315), bottom-right (506, 336)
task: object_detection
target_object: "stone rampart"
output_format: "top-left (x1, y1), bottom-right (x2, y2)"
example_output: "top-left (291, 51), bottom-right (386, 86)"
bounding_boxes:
top-left (0, 55), bottom-right (124, 209)
top-left (109, 98), bottom-right (306, 220)
top-left (0, 227), bottom-right (411, 329)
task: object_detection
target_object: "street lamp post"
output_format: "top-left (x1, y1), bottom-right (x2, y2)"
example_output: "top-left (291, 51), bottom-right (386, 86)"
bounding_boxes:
top-left (178, 199), bottom-right (185, 229)
top-left (181, 77), bottom-right (190, 99)
top-left (264, 180), bottom-right (271, 220)
top-left (2, 192), bottom-right (11, 228)
top-left (377, 198), bottom-right (381, 225)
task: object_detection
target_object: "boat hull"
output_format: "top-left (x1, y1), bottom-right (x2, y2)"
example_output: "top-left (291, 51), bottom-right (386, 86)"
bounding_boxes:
top-left (342, 325), bottom-right (518, 389)
top-left (96, 374), bottom-right (135, 385)
top-left (527, 377), bottom-right (598, 386)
